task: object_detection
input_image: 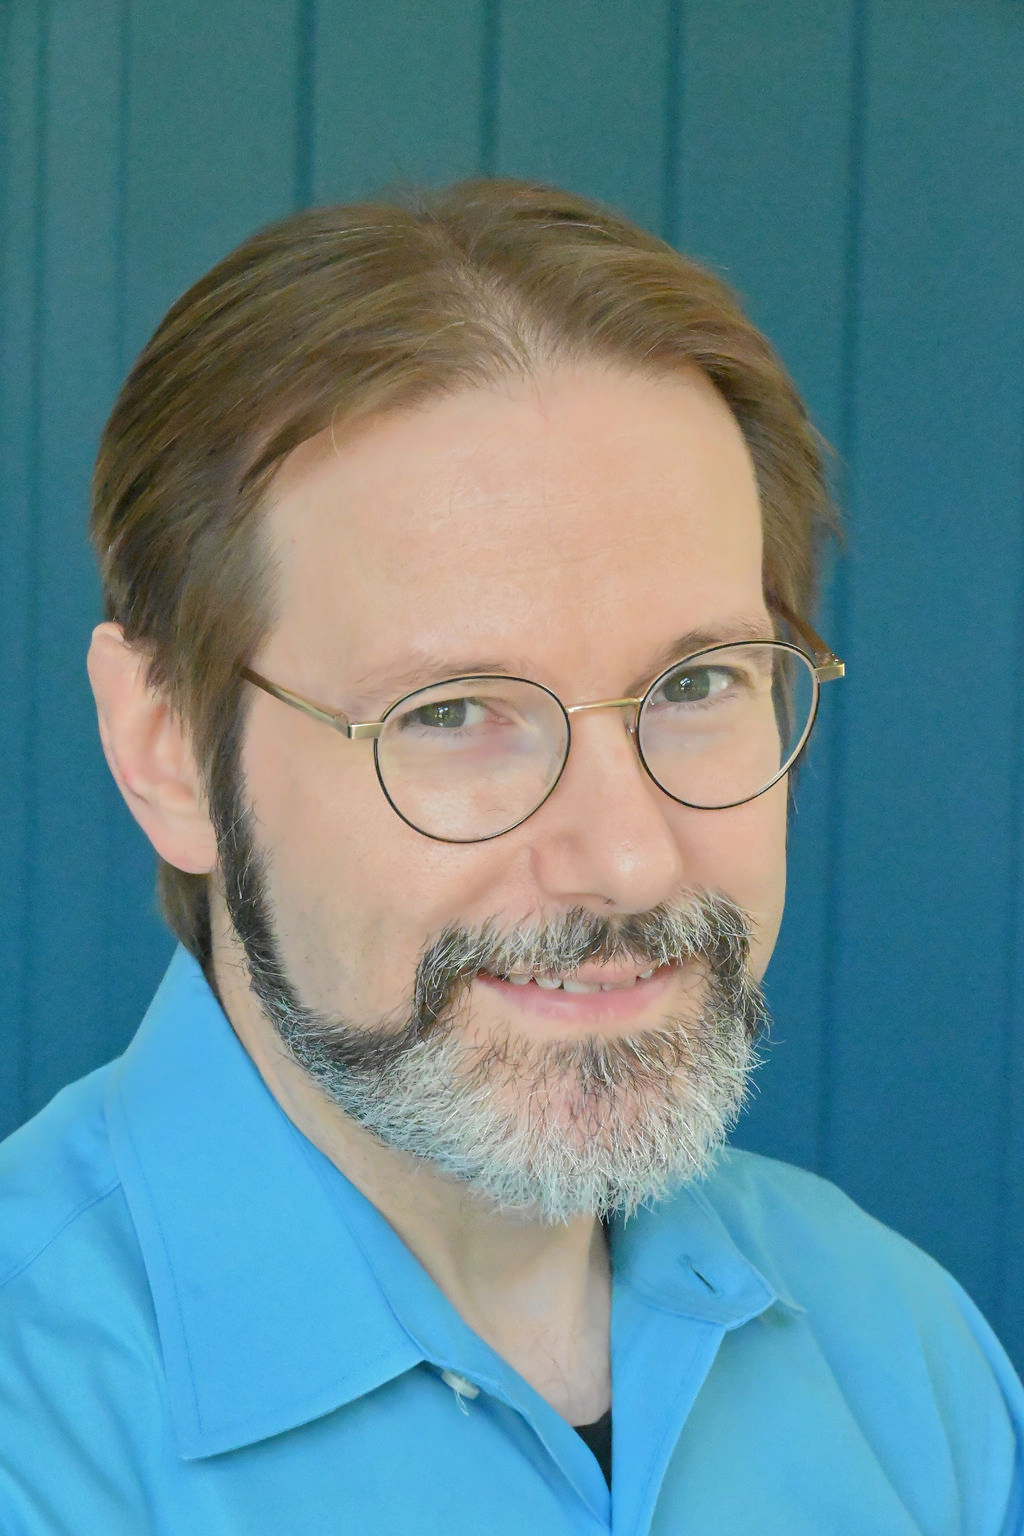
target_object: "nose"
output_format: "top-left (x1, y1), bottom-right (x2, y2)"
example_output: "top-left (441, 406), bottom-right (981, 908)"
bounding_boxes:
top-left (525, 706), bottom-right (691, 913)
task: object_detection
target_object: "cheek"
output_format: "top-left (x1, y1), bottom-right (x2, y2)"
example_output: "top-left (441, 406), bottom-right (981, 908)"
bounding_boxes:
top-left (241, 724), bottom-right (519, 1012)
top-left (671, 784), bottom-right (788, 981)
top-left (238, 713), bottom-right (789, 1012)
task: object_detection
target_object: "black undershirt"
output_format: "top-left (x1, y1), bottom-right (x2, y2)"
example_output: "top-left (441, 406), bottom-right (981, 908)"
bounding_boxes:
top-left (573, 1408), bottom-right (612, 1486)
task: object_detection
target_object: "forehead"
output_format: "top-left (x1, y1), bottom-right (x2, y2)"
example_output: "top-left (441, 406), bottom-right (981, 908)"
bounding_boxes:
top-left (262, 364), bottom-right (765, 693)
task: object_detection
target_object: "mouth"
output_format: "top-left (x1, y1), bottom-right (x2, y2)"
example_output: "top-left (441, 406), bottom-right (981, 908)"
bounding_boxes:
top-left (473, 960), bottom-right (691, 1025)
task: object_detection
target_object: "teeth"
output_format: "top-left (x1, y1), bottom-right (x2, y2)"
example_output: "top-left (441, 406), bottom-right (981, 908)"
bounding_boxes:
top-left (497, 964), bottom-right (664, 991)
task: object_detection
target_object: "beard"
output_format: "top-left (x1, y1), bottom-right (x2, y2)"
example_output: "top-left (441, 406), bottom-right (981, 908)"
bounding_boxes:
top-left (215, 784), bottom-right (770, 1224)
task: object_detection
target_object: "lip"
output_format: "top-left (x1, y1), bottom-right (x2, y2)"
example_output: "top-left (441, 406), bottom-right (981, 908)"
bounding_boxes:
top-left (474, 962), bottom-right (686, 1025)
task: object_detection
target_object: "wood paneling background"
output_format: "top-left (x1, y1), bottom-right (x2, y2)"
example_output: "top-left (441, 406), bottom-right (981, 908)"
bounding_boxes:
top-left (2, 0), bottom-right (1022, 1374)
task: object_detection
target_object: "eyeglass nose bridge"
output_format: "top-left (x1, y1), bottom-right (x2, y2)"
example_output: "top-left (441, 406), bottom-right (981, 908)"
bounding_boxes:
top-left (565, 695), bottom-right (645, 734)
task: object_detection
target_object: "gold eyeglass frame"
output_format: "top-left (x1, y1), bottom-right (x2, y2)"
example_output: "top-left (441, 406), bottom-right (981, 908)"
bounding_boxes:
top-left (239, 601), bottom-right (844, 843)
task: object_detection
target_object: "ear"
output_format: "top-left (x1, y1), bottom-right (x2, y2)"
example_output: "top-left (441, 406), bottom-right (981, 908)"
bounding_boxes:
top-left (87, 622), bottom-right (218, 874)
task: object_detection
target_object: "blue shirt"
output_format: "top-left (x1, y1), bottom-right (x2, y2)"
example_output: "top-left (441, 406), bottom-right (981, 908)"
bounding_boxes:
top-left (1, 948), bottom-right (1021, 1534)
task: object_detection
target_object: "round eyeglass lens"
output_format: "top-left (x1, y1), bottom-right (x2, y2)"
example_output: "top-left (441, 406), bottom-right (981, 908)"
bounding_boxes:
top-left (637, 642), bottom-right (818, 810)
top-left (375, 676), bottom-right (570, 841)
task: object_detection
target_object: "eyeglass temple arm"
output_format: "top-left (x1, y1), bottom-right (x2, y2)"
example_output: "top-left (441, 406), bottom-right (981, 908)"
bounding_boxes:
top-left (240, 668), bottom-right (383, 739)
top-left (772, 601), bottom-right (845, 682)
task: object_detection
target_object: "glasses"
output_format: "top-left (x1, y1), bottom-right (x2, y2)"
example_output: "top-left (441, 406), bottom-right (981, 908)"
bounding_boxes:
top-left (241, 607), bottom-right (843, 844)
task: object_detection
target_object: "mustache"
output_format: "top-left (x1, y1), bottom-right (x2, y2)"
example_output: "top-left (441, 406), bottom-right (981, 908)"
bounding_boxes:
top-left (412, 890), bottom-right (756, 1032)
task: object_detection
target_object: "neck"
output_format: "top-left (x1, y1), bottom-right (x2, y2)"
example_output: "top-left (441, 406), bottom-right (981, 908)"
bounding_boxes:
top-left (214, 940), bottom-right (613, 1424)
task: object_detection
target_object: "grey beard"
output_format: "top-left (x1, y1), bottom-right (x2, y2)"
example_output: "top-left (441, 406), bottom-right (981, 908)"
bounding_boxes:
top-left (217, 798), bottom-right (769, 1222)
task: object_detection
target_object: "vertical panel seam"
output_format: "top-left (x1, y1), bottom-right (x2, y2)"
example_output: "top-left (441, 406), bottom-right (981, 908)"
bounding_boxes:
top-left (294, 0), bottom-right (315, 208)
top-left (0, 0), bottom-right (22, 1135)
top-left (0, 3), bottom-right (10, 288)
top-left (104, 0), bottom-right (132, 1028)
top-left (995, 315), bottom-right (1024, 1338)
top-left (479, 0), bottom-right (501, 177)
top-left (819, 0), bottom-right (867, 1177)
top-left (115, 1), bottom-right (130, 377)
top-left (23, 0), bottom-right (50, 1117)
top-left (0, 7), bottom-right (12, 480)
top-left (660, 0), bottom-right (683, 244)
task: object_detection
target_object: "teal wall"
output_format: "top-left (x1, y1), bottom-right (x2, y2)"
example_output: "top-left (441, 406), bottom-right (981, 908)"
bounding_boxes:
top-left (2, 0), bottom-right (1023, 1374)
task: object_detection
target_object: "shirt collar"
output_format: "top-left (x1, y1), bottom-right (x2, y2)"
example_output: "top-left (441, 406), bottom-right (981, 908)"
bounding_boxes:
top-left (609, 1180), bottom-right (804, 1322)
top-left (105, 949), bottom-right (423, 1459)
top-left (105, 948), bottom-right (793, 1460)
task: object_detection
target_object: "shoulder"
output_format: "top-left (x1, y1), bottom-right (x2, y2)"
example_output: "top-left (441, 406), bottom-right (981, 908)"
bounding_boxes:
top-left (0, 1065), bottom-right (156, 1363)
top-left (640, 1153), bottom-right (1024, 1531)
top-left (697, 1146), bottom-right (959, 1291)
top-left (699, 1143), bottom-right (903, 1250)
top-left (0, 1066), bottom-right (125, 1284)
top-left (0, 1072), bottom-right (170, 1526)
top-left (696, 1148), bottom-right (1024, 1424)
top-left (696, 1146), bottom-right (971, 1316)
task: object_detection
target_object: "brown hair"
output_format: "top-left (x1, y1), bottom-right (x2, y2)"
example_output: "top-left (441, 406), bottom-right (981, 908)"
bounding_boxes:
top-left (90, 178), bottom-right (837, 963)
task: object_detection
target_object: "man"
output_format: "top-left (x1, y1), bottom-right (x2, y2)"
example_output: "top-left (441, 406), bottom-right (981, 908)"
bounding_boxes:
top-left (1, 180), bottom-right (1021, 1533)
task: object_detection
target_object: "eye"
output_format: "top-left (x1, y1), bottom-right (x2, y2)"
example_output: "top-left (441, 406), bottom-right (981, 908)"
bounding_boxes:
top-left (654, 664), bottom-right (738, 706)
top-left (401, 696), bottom-right (489, 731)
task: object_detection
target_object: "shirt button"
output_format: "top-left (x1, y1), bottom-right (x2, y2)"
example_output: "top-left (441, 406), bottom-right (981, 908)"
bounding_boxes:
top-left (440, 1369), bottom-right (480, 1400)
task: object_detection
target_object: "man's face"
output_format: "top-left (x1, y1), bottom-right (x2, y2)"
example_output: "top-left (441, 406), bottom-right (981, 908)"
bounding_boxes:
top-left (221, 363), bottom-right (788, 1215)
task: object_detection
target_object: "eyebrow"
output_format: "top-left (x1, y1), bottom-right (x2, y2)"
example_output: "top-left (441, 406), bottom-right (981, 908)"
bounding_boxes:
top-left (343, 615), bottom-right (776, 716)
top-left (627, 617), bottom-right (776, 693)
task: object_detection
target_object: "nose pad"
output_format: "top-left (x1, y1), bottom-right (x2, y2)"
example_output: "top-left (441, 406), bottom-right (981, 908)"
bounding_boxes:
top-left (569, 702), bottom-right (655, 793)
top-left (556, 696), bottom-right (651, 807)
top-left (617, 701), bottom-right (643, 750)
